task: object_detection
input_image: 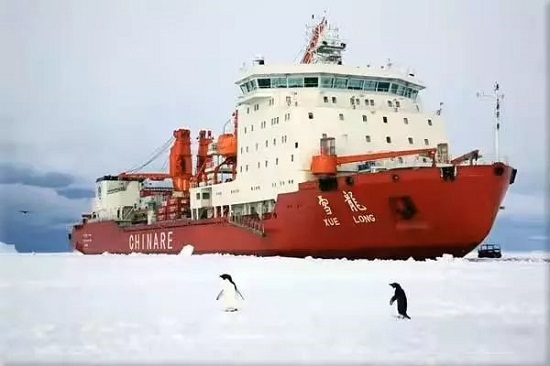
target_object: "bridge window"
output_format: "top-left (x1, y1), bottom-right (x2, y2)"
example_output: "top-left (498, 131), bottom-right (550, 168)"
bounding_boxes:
top-left (365, 135), bottom-right (371, 142)
top-left (403, 117), bottom-right (408, 124)
top-left (370, 99), bottom-right (374, 106)
top-left (408, 137), bottom-right (414, 144)
top-left (364, 80), bottom-right (377, 91)
top-left (257, 78), bottom-right (271, 88)
top-left (308, 112), bottom-right (314, 119)
top-left (428, 119), bottom-right (433, 126)
top-left (288, 77), bottom-right (304, 88)
top-left (321, 77), bottom-right (334, 88)
top-left (395, 101), bottom-right (401, 108)
top-left (387, 100), bottom-right (393, 107)
top-left (386, 136), bottom-right (392, 143)
top-left (240, 74), bottom-right (421, 100)
top-left (348, 78), bottom-right (364, 90)
top-left (339, 113), bottom-right (344, 121)
top-left (291, 154), bottom-right (294, 162)
top-left (334, 77), bottom-right (348, 88)
top-left (383, 116), bottom-right (388, 123)
top-left (323, 96), bottom-right (329, 103)
top-left (362, 115), bottom-right (367, 122)
top-left (304, 77), bottom-right (318, 87)
top-left (272, 77), bottom-right (287, 88)
top-left (377, 82), bottom-right (390, 92)
top-left (332, 96), bottom-right (337, 103)
top-left (424, 138), bottom-right (429, 145)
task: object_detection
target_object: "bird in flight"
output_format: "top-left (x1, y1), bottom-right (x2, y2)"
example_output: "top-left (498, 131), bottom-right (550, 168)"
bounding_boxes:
top-left (19, 210), bottom-right (32, 215)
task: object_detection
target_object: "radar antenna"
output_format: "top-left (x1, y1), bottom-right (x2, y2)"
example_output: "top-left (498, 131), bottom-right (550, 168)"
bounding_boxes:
top-left (300, 14), bottom-right (346, 65)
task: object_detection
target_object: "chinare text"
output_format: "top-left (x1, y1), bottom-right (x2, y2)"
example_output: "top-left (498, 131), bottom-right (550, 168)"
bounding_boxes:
top-left (128, 231), bottom-right (174, 250)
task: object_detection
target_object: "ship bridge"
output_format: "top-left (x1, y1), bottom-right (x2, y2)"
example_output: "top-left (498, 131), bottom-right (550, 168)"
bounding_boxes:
top-left (235, 64), bottom-right (425, 107)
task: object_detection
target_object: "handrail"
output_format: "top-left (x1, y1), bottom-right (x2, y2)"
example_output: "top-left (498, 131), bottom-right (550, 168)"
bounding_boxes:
top-left (228, 215), bottom-right (266, 236)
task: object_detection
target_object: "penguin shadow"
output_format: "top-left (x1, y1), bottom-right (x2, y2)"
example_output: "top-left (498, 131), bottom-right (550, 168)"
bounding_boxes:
top-left (389, 282), bottom-right (411, 320)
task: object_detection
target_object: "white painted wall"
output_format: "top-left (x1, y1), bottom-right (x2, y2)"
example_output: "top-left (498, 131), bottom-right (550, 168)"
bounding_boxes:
top-left (189, 67), bottom-right (449, 210)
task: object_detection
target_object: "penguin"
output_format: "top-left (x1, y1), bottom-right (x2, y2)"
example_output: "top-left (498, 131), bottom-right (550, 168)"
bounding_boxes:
top-left (389, 282), bottom-right (411, 319)
top-left (216, 274), bottom-right (245, 312)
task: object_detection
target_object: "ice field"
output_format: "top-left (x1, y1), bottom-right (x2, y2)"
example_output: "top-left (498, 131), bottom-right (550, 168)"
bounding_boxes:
top-left (0, 249), bottom-right (548, 364)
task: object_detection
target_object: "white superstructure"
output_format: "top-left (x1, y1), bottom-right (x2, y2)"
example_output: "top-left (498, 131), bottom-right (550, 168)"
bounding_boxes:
top-left (188, 16), bottom-right (449, 220)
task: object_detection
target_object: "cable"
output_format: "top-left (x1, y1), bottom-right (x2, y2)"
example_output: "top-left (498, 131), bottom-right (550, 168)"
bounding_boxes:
top-left (124, 136), bottom-right (174, 173)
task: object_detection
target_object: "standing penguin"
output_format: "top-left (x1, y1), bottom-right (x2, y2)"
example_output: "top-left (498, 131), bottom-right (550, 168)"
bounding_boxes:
top-left (389, 282), bottom-right (411, 319)
top-left (216, 274), bottom-right (245, 312)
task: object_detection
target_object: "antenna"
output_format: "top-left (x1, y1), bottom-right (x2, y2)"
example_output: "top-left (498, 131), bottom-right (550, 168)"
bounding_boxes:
top-left (476, 82), bottom-right (504, 162)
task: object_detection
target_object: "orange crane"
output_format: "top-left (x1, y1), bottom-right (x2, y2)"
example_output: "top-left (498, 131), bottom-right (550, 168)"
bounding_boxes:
top-left (311, 136), bottom-right (436, 176)
top-left (301, 16), bottom-right (328, 64)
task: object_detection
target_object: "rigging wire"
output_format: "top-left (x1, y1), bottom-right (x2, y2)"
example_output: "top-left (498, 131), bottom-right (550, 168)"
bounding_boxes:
top-left (124, 136), bottom-right (174, 173)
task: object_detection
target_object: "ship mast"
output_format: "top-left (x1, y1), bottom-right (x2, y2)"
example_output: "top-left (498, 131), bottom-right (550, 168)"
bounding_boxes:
top-left (477, 82), bottom-right (504, 162)
top-left (300, 14), bottom-right (346, 65)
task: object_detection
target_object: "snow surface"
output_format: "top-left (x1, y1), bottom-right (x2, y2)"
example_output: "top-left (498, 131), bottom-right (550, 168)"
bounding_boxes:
top-left (0, 242), bottom-right (17, 254)
top-left (0, 252), bottom-right (547, 364)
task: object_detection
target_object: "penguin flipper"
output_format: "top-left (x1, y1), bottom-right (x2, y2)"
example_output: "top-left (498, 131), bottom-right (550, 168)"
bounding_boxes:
top-left (216, 290), bottom-right (224, 300)
top-left (389, 295), bottom-right (396, 305)
top-left (236, 289), bottom-right (244, 300)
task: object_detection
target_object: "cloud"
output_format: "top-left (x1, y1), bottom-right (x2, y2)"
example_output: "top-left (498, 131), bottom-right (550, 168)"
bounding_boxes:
top-left (0, 183), bottom-right (92, 251)
top-left (0, 162), bottom-right (74, 188)
top-left (0, 241), bottom-right (18, 253)
top-left (55, 187), bottom-right (95, 200)
top-left (0, 162), bottom-right (95, 200)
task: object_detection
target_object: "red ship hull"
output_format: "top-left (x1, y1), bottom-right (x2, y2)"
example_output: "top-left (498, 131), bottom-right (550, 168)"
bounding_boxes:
top-left (70, 163), bottom-right (516, 260)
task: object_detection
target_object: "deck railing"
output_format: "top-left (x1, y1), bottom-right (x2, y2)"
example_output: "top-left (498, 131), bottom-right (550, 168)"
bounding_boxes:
top-left (228, 215), bottom-right (266, 237)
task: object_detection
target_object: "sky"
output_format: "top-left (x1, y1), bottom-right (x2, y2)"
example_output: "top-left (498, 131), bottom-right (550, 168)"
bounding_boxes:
top-left (0, 0), bottom-right (548, 252)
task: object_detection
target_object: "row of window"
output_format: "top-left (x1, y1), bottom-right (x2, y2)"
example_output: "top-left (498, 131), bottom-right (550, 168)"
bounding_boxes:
top-left (348, 97), bottom-right (376, 107)
top-left (239, 154), bottom-right (296, 173)
top-left (307, 112), bottom-right (433, 126)
top-left (239, 75), bottom-right (421, 100)
top-left (247, 95), bottom-right (402, 114)
top-left (364, 135), bottom-right (430, 145)
top-left (271, 179), bottom-right (295, 187)
top-left (239, 137), bottom-right (296, 154)
top-left (211, 179), bottom-right (297, 197)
